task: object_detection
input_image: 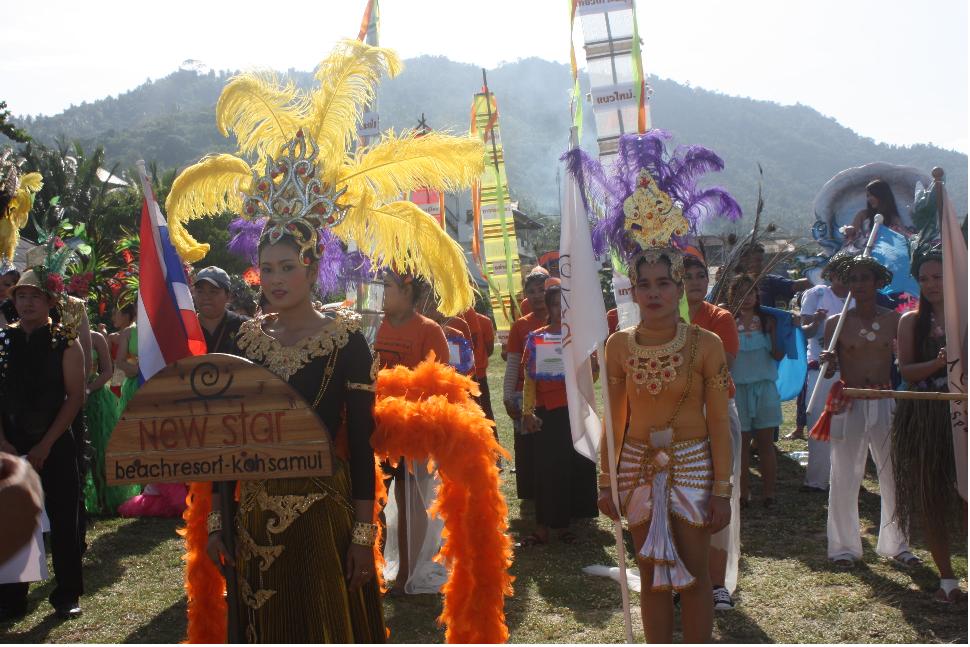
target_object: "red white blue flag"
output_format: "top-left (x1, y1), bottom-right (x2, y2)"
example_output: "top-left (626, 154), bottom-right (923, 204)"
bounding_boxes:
top-left (135, 162), bottom-right (206, 383)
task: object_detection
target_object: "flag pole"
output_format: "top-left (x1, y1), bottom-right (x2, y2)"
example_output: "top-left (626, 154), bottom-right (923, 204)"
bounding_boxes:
top-left (598, 339), bottom-right (635, 643)
top-left (806, 213), bottom-right (883, 412)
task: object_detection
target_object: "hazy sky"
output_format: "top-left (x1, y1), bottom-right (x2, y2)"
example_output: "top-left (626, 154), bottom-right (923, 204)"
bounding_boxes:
top-left (2, 0), bottom-right (967, 152)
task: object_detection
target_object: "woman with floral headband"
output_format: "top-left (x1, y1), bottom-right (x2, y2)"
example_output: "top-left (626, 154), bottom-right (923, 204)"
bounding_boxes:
top-left (167, 40), bottom-right (484, 642)
top-left (567, 131), bottom-right (741, 642)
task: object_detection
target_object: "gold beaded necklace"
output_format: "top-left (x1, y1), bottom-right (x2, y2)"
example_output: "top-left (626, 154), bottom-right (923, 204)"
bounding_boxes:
top-left (625, 321), bottom-right (689, 395)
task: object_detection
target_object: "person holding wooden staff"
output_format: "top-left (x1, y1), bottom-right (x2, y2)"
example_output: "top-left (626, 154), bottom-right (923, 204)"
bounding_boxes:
top-left (891, 244), bottom-right (965, 603)
top-left (813, 254), bottom-right (916, 569)
top-left (796, 251), bottom-right (853, 493)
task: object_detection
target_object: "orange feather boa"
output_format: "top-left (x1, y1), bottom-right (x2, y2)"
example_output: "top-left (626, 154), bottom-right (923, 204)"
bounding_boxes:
top-left (179, 482), bottom-right (227, 644)
top-left (179, 358), bottom-right (511, 643)
top-left (373, 358), bottom-right (514, 644)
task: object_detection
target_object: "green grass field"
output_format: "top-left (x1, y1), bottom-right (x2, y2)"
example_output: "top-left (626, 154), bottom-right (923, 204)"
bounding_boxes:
top-left (1, 356), bottom-right (966, 643)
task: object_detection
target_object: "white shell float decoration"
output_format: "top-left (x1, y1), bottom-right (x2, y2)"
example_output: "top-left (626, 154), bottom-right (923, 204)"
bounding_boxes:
top-left (806, 162), bottom-right (931, 284)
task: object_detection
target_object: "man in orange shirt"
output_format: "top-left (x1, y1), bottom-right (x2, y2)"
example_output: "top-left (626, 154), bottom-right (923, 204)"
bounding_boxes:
top-left (503, 266), bottom-right (549, 500)
top-left (684, 252), bottom-right (742, 611)
top-left (516, 252), bottom-right (560, 318)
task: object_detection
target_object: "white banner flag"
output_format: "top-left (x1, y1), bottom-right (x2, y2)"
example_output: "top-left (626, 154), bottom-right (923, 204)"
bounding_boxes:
top-left (560, 128), bottom-right (609, 460)
top-left (940, 188), bottom-right (967, 500)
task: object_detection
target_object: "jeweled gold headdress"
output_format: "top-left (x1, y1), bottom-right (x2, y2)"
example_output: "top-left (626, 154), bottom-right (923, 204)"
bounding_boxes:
top-left (623, 169), bottom-right (690, 281)
top-left (166, 39), bottom-right (484, 315)
top-left (241, 131), bottom-right (350, 264)
top-left (564, 130), bottom-right (741, 283)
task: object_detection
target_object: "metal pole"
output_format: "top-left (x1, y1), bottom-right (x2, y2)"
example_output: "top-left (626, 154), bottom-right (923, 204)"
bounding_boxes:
top-left (806, 214), bottom-right (884, 412)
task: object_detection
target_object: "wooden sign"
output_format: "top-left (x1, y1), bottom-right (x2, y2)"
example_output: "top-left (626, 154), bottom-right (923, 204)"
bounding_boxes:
top-left (106, 354), bottom-right (334, 485)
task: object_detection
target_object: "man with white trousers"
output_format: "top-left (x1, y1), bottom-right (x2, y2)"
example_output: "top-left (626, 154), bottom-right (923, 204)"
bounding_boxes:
top-left (818, 256), bottom-right (916, 568)
top-left (799, 254), bottom-right (852, 491)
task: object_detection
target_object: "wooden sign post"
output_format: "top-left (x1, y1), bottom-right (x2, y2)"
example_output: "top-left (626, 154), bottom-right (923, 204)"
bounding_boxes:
top-left (106, 353), bottom-right (334, 485)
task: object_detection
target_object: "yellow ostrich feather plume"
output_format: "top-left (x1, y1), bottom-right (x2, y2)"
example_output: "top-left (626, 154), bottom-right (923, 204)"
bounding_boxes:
top-left (334, 199), bottom-right (473, 316)
top-left (165, 155), bottom-right (253, 263)
top-left (338, 130), bottom-right (484, 204)
top-left (308, 39), bottom-right (402, 171)
top-left (1, 172), bottom-right (43, 263)
top-left (166, 40), bottom-right (484, 315)
top-left (18, 172), bottom-right (43, 195)
top-left (216, 72), bottom-right (309, 165)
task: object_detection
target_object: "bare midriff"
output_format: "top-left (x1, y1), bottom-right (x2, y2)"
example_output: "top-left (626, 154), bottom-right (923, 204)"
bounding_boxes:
top-left (602, 324), bottom-right (732, 488)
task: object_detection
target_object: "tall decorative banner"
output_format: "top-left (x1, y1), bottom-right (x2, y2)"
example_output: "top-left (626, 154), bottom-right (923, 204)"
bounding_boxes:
top-left (560, 128), bottom-right (609, 460)
top-left (575, 0), bottom-right (650, 162)
top-left (356, 0), bottom-right (381, 146)
top-left (471, 75), bottom-right (522, 343)
top-left (939, 178), bottom-right (968, 500)
top-left (409, 115), bottom-right (447, 227)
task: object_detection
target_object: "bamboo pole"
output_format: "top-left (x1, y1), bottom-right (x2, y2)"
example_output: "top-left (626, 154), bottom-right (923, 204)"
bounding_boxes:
top-left (842, 388), bottom-right (968, 401)
top-left (806, 214), bottom-right (884, 413)
top-left (596, 339), bottom-right (635, 644)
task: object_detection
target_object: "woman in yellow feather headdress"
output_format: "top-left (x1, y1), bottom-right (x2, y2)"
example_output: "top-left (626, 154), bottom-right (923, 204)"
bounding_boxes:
top-left (175, 40), bottom-right (487, 643)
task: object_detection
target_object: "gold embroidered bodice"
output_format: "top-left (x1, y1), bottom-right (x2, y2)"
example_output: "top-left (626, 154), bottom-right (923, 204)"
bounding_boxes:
top-left (236, 307), bottom-right (362, 381)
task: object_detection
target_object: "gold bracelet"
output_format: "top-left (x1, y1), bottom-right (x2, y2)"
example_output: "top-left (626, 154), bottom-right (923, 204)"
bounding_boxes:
top-left (351, 522), bottom-right (379, 547)
top-left (712, 480), bottom-right (733, 499)
top-left (207, 511), bottom-right (223, 534)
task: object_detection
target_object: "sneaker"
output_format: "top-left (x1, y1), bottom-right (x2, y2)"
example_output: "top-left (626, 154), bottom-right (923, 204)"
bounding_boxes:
top-left (712, 585), bottom-right (734, 610)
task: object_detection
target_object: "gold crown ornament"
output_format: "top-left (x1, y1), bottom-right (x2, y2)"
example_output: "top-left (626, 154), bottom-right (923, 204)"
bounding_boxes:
top-left (165, 39), bottom-right (485, 316)
top-left (623, 170), bottom-right (690, 281)
top-left (243, 131), bottom-right (351, 265)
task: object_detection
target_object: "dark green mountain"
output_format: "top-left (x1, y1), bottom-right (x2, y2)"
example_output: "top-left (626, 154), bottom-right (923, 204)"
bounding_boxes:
top-left (10, 56), bottom-right (967, 234)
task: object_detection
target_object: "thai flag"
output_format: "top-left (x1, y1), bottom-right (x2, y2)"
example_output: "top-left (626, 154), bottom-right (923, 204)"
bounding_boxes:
top-left (135, 162), bottom-right (206, 384)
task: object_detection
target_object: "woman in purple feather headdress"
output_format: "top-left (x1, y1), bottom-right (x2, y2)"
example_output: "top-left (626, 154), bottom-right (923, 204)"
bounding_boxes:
top-left (568, 131), bottom-right (743, 643)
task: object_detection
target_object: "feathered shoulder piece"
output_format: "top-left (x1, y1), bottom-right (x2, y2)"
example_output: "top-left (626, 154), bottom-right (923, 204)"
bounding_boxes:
top-left (0, 148), bottom-right (43, 268)
top-left (562, 130), bottom-right (741, 279)
top-left (167, 39), bottom-right (485, 316)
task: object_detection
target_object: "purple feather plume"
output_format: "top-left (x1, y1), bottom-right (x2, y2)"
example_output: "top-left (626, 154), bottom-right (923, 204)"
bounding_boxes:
top-left (227, 217), bottom-right (266, 265)
top-left (227, 216), bottom-right (377, 298)
top-left (563, 129), bottom-right (742, 260)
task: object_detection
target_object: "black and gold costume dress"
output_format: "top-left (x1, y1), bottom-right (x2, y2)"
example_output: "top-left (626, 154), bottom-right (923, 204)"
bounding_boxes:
top-left (233, 308), bottom-right (385, 643)
top-left (891, 332), bottom-right (959, 537)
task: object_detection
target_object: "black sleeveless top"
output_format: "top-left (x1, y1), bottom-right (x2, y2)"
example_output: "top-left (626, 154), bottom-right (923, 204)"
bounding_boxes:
top-left (0, 321), bottom-right (76, 450)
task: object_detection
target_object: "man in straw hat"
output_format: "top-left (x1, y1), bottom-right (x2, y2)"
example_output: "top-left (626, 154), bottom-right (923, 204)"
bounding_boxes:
top-left (816, 254), bottom-right (917, 569)
top-left (0, 261), bottom-right (86, 620)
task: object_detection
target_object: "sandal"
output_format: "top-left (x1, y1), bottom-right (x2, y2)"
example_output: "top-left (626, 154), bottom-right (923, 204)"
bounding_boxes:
top-left (557, 531), bottom-right (578, 545)
top-left (892, 551), bottom-right (922, 569)
top-left (934, 579), bottom-right (961, 604)
top-left (515, 532), bottom-right (548, 548)
top-left (832, 557), bottom-right (855, 569)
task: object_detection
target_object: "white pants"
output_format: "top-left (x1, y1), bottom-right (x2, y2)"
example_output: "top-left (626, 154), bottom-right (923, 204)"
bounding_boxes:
top-left (826, 398), bottom-right (909, 561)
top-left (710, 399), bottom-right (742, 593)
top-left (804, 368), bottom-right (837, 489)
